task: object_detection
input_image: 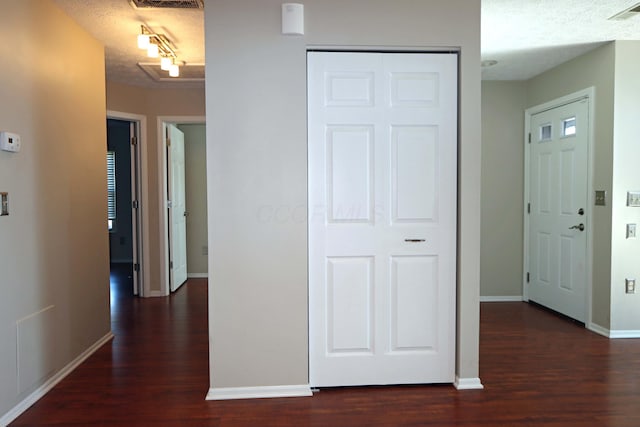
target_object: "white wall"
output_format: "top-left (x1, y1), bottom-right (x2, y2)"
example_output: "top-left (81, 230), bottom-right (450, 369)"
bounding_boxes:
top-left (205, 0), bottom-right (482, 391)
top-left (481, 81), bottom-right (528, 298)
top-left (0, 1), bottom-right (110, 420)
top-left (610, 41), bottom-right (640, 332)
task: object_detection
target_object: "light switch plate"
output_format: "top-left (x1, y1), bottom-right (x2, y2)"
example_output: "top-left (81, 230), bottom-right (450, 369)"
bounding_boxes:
top-left (626, 279), bottom-right (636, 294)
top-left (627, 191), bottom-right (640, 207)
top-left (595, 190), bottom-right (606, 206)
top-left (627, 224), bottom-right (637, 239)
top-left (0, 192), bottom-right (7, 216)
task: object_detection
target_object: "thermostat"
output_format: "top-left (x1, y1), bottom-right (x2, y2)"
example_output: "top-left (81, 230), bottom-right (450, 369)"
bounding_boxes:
top-left (0, 131), bottom-right (21, 153)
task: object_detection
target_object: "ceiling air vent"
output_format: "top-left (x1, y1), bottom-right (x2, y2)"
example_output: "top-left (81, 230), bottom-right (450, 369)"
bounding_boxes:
top-left (609, 2), bottom-right (640, 20)
top-left (129, 0), bottom-right (204, 9)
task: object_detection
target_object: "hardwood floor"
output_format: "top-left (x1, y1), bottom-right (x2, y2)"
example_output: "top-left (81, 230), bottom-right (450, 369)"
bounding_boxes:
top-left (10, 278), bottom-right (640, 426)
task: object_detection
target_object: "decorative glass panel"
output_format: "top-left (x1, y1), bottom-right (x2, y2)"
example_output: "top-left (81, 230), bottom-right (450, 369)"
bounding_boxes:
top-left (540, 124), bottom-right (552, 142)
top-left (563, 117), bottom-right (576, 137)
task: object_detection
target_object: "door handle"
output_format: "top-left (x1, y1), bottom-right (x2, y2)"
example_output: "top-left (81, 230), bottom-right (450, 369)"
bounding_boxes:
top-left (404, 239), bottom-right (426, 243)
top-left (569, 223), bottom-right (585, 231)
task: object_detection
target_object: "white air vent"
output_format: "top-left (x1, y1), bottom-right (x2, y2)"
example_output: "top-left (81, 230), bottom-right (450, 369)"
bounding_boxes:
top-left (609, 2), bottom-right (640, 20)
top-left (138, 63), bottom-right (205, 82)
top-left (129, 0), bottom-right (203, 9)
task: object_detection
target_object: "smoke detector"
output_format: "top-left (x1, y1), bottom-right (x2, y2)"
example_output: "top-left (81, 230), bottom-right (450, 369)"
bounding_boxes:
top-left (129, 0), bottom-right (204, 9)
top-left (609, 2), bottom-right (640, 20)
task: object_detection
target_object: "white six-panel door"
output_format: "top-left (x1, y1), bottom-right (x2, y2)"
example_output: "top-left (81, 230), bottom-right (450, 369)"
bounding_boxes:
top-left (168, 124), bottom-right (188, 292)
top-left (528, 99), bottom-right (589, 322)
top-left (308, 52), bottom-right (458, 387)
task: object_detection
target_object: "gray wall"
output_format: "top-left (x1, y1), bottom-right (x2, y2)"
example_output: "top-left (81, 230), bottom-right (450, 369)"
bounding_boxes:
top-left (480, 81), bottom-right (527, 298)
top-left (178, 124), bottom-right (208, 277)
top-left (205, 0), bottom-right (482, 389)
top-left (610, 41), bottom-right (640, 331)
top-left (0, 1), bottom-right (110, 420)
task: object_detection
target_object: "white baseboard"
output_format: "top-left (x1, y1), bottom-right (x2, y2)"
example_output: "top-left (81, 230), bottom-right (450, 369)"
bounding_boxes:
top-left (454, 376), bottom-right (484, 390)
top-left (610, 330), bottom-right (640, 339)
top-left (206, 384), bottom-right (312, 401)
top-left (0, 332), bottom-right (114, 426)
top-left (587, 323), bottom-right (640, 339)
top-left (588, 322), bottom-right (610, 338)
top-left (187, 273), bottom-right (208, 279)
top-left (480, 296), bottom-right (523, 302)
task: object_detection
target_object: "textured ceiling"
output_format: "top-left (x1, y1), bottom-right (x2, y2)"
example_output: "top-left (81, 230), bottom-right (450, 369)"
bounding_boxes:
top-left (482, 0), bottom-right (640, 80)
top-left (52, 0), bottom-right (640, 86)
top-left (52, 0), bottom-right (204, 88)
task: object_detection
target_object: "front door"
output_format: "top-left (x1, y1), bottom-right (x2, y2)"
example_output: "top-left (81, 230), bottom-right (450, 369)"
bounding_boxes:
top-left (528, 98), bottom-right (589, 322)
top-left (308, 51), bottom-right (458, 387)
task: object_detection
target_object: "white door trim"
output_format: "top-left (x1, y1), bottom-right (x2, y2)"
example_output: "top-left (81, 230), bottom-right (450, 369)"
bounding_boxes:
top-left (523, 87), bottom-right (595, 326)
top-left (107, 110), bottom-right (150, 298)
top-left (157, 116), bottom-right (206, 296)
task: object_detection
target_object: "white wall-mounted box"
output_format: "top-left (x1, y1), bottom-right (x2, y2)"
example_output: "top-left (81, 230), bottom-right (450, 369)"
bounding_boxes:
top-left (0, 131), bottom-right (21, 153)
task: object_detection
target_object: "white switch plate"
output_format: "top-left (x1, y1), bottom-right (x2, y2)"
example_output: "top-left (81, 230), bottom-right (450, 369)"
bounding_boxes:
top-left (627, 191), bottom-right (640, 207)
top-left (627, 224), bottom-right (637, 239)
top-left (0, 131), bottom-right (21, 153)
top-left (626, 279), bottom-right (636, 294)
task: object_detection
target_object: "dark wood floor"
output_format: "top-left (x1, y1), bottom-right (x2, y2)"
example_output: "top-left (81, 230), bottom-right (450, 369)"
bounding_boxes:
top-left (10, 273), bottom-right (640, 426)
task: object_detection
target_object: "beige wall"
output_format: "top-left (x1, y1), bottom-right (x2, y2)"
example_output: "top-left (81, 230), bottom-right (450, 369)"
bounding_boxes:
top-left (205, 0), bottom-right (481, 389)
top-left (480, 81), bottom-right (528, 298)
top-left (178, 124), bottom-right (208, 276)
top-left (106, 82), bottom-right (205, 292)
top-left (526, 43), bottom-right (615, 328)
top-left (0, 1), bottom-right (110, 420)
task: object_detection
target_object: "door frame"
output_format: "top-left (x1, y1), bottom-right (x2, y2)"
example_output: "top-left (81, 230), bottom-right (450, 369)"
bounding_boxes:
top-left (107, 110), bottom-right (150, 297)
top-left (523, 87), bottom-right (595, 327)
top-left (157, 116), bottom-right (206, 296)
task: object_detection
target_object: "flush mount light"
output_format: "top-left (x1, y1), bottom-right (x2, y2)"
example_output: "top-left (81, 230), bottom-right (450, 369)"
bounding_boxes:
top-left (481, 60), bottom-right (498, 68)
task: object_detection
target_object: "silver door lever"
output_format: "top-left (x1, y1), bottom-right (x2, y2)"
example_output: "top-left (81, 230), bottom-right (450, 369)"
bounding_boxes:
top-left (569, 224), bottom-right (585, 231)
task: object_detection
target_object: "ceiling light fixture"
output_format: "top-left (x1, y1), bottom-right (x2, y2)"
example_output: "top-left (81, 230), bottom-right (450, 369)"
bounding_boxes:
top-left (136, 24), bottom-right (182, 78)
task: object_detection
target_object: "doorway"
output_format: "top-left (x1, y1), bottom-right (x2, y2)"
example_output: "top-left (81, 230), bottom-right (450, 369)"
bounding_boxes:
top-left (307, 51), bottom-right (458, 387)
top-left (524, 89), bottom-right (594, 324)
top-left (106, 116), bottom-right (144, 297)
top-left (159, 117), bottom-right (208, 295)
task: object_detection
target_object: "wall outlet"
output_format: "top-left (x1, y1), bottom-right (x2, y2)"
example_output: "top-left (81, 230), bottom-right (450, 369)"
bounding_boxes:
top-left (627, 224), bottom-right (637, 239)
top-left (595, 190), bottom-right (606, 206)
top-left (626, 279), bottom-right (636, 294)
top-left (202, 245), bottom-right (208, 256)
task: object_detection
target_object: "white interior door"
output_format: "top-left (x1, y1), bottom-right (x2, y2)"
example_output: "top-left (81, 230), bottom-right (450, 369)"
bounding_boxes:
top-left (168, 124), bottom-right (188, 292)
top-left (528, 99), bottom-right (589, 322)
top-left (308, 51), bottom-right (458, 387)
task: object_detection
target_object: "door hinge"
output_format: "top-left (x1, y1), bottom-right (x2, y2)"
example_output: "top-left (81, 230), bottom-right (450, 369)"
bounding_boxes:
top-left (528, 133), bottom-right (531, 144)
top-left (131, 136), bottom-right (137, 146)
top-left (527, 202), bottom-right (531, 214)
top-left (527, 272), bottom-right (530, 283)
top-left (166, 138), bottom-right (171, 148)
top-left (134, 263), bottom-right (140, 272)
top-left (170, 261), bottom-right (174, 269)
top-left (132, 200), bottom-right (139, 209)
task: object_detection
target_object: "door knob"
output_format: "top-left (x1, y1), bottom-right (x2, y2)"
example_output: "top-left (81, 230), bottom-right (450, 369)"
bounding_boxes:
top-left (569, 223), bottom-right (585, 231)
